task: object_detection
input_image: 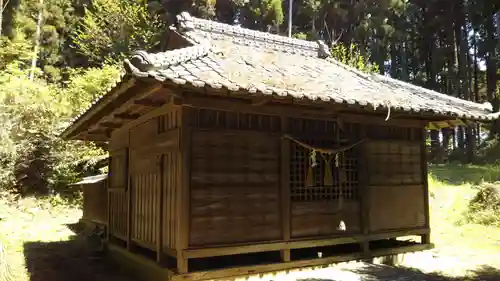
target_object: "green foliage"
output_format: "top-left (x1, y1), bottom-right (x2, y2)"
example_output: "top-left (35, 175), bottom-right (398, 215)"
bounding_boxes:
top-left (0, 35), bottom-right (32, 70)
top-left (0, 54), bottom-right (115, 195)
top-left (331, 43), bottom-right (379, 74)
top-left (14, 0), bottom-right (82, 82)
top-left (71, 0), bottom-right (166, 64)
top-left (466, 183), bottom-right (500, 226)
top-left (262, 0), bottom-right (284, 26)
top-left (63, 65), bottom-right (122, 114)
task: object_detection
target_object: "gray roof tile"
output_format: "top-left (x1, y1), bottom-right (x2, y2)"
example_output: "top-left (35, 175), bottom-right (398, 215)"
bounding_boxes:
top-left (65, 12), bottom-right (500, 136)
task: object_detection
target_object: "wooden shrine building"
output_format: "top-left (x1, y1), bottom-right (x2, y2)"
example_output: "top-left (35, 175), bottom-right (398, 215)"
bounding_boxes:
top-left (69, 174), bottom-right (108, 227)
top-left (61, 12), bottom-right (500, 281)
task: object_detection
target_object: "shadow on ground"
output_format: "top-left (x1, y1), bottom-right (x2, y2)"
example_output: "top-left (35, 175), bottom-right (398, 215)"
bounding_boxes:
top-left (23, 222), bottom-right (500, 281)
top-left (429, 164), bottom-right (500, 185)
top-left (23, 222), bottom-right (136, 281)
top-left (299, 264), bottom-right (500, 281)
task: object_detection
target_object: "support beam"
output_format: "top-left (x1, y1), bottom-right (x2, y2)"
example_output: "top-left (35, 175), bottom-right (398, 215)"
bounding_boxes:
top-left (280, 116), bottom-right (291, 262)
top-left (421, 127), bottom-right (431, 245)
top-left (66, 81), bottom-right (164, 140)
top-left (157, 154), bottom-right (165, 264)
top-left (359, 125), bottom-right (370, 255)
top-left (251, 96), bottom-right (272, 106)
top-left (115, 113), bottom-right (141, 120)
top-left (177, 95), bottom-right (427, 128)
top-left (101, 122), bottom-right (123, 129)
top-left (181, 227), bottom-right (431, 259)
top-left (135, 98), bottom-right (166, 107)
top-left (176, 106), bottom-right (192, 274)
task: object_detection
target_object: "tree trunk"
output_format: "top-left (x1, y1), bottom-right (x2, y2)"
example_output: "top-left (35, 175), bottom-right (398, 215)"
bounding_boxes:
top-left (390, 42), bottom-right (398, 78)
top-left (485, 8), bottom-right (499, 134)
top-left (0, 0), bottom-right (3, 37)
top-left (473, 31), bottom-right (479, 102)
top-left (401, 41), bottom-right (409, 81)
top-left (29, 0), bottom-right (43, 81)
top-left (454, 0), bottom-right (474, 162)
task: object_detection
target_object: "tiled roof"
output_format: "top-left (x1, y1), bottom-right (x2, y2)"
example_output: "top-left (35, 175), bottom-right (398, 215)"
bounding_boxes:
top-left (124, 12), bottom-right (499, 121)
top-left (64, 11), bottom-right (500, 137)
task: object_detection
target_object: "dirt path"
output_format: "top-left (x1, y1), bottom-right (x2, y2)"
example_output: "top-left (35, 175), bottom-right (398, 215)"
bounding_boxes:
top-left (2, 189), bottom-right (500, 281)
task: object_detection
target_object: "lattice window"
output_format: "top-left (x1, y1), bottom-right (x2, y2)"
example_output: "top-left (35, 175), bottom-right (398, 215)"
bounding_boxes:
top-left (287, 117), bottom-right (361, 202)
top-left (288, 118), bottom-right (337, 136)
top-left (158, 109), bottom-right (179, 133)
top-left (158, 115), bottom-right (165, 134)
top-left (190, 108), bottom-right (281, 132)
top-left (367, 125), bottom-right (420, 141)
top-left (289, 139), bottom-right (359, 202)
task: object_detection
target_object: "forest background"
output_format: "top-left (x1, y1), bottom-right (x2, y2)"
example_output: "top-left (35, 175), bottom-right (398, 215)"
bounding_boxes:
top-left (0, 0), bottom-right (499, 195)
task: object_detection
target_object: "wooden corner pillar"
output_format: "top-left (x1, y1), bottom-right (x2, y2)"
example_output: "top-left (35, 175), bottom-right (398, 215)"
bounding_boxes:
top-left (124, 142), bottom-right (132, 251)
top-left (176, 105), bottom-right (191, 273)
top-left (358, 125), bottom-right (370, 254)
top-left (421, 128), bottom-right (431, 244)
top-left (280, 116), bottom-right (291, 262)
top-left (157, 154), bottom-right (165, 264)
top-left (106, 158), bottom-right (112, 243)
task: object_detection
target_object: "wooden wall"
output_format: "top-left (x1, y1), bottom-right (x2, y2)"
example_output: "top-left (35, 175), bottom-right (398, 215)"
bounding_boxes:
top-left (364, 126), bottom-right (426, 232)
top-left (106, 99), bottom-right (429, 264)
top-left (82, 180), bottom-right (107, 224)
top-left (187, 109), bottom-right (282, 246)
top-left (108, 128), bottom-right (129, 239)
top-left (287, 120), bottom-right (362, 238)
top-left (108, 104), bottom-right (181, 253)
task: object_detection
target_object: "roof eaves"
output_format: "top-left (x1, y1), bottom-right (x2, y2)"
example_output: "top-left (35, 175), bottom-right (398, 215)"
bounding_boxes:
top-left (60, 71), bottom-right (135, 140)
top-left (155, 68), bottom-right (499, 122)
top-left (69, 174), bottom-right (108, 186)
top-left (322, 57), bottom-right (499, 121)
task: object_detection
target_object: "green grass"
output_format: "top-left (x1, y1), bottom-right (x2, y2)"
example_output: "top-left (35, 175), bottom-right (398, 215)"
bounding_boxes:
top-left (0, 194), bottom-right (133, 281)
top-left (399, 165), bottom-right (500, 279)
top-left (430, 163), bottom-right (500, 185)
top-left (1, 165), bottom-right (500, 281)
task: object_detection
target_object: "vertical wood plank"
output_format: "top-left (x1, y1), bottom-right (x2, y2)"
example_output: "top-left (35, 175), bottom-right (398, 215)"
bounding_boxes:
top-left (125, 147), bottom-right (132, 250)
top-left (177, 106), bottom-right (191, 273)
top-left (157, 154), bottom-right (165, 263)
top-left (421, 127), bottom-right (431, 244)
top-left (358, 125), bottom-right (370, 253)
top-left (280, 116), bottom-right (291, 262)
top-left (106, 158), bottom-right (111, 243)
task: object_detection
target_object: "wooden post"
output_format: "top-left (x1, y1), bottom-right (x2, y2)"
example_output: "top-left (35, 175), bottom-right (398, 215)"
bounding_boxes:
top-left (126, 148), bottom-right (133, 251)
top-left (106, 160), bottom-right (111, 243)
top-left (280, 116), bottom-right (291, 262)
top-left (157, 154), bottom-right (165, 264)
top-left (176, 106), bottom-right (191, 273)
top-left (421, 128), bottom-right (431, 244)
top-left (106, 173), bottom-right (112, 243)
top-left (358, 125), bottom-right (370, 254)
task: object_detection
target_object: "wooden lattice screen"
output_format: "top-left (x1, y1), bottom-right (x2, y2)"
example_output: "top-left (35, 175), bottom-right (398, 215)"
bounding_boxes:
top-left (189, 108), bottom-right (281, 133)
top-left (367, 124), bottom-right (422, 141)
top-left (108, 147), bottom-right (129, 239)
top-left (289, 142), bottom-right (358, 202)
top-left (287, 118), bottom-right (360, 203)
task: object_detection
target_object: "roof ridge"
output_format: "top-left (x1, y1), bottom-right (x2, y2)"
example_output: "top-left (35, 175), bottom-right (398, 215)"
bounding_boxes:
top-left (175, 11), bottom-right (328, 57)
top-left (123, 44), bottom-right (212, 77)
